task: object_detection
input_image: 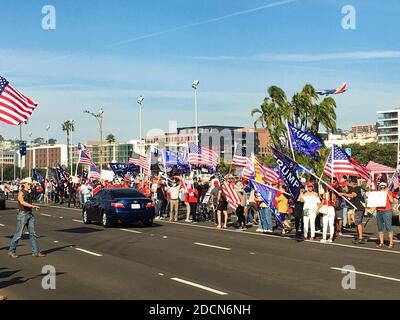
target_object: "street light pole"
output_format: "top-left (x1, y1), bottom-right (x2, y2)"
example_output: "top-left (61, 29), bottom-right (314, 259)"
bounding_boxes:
top-left (84, 109), bottom-right (104, 170)
top-left (192, 80), bottom-right (199, 146)
top-left (137, 96), bottom-right (144, 178)
top-left (70, 120), bottom-right (74, 174)
top-left (46, 125), bottom-right (50, 178)
top-left (28, 132), bottom-right (32, 177)
top-left (19, 123), bottom-right (22, 178)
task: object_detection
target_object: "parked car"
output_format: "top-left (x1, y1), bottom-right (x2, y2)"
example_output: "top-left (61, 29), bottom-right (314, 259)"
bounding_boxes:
top-left (82, 188), bottom-right (155, 228)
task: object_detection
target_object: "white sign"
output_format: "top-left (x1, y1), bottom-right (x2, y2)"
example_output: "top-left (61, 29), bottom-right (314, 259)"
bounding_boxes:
top-left (366, 191), bottom-right (387, 208)
top-left (100, 170), bottom-right (114, 182)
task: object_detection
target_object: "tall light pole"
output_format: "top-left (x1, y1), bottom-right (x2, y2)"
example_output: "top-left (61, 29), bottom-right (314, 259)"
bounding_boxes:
top-left (137, 96), bottom-right (144, 155)
top-left (46, 125), bottom-right (50, 178)
top-left (192, 80), bottom-right (200, 146)
top-left (137, 96), bottom-right (144, 178)
top-left (69, 120), bottom-right (74, 174)
top-left (28, 132), bottom-right (32, 177)
top-left (84, 109), bottom-right (104, 170)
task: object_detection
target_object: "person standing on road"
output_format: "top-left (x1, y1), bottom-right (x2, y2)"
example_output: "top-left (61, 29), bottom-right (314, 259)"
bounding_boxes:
top-left (168, 178), bottom-right (181, 222)
top-left (339, 177), bottom-right (366, 244)
top-left (8, 178), bottom-right (46, 258)
top-left (375, 182), bottom-right (395, 248)
top-left (216, 187), bottom-right (229, 229)
top-left (187, 183), bottom-right (199, 223)
top-left (235, 183), bottom-right (247, 230)
top-left (301, 182), bottom-right (320, 240)
top-left (210, 180), bottom-right (220, 224)
top-left (318, 184), bottom-right (336, 243)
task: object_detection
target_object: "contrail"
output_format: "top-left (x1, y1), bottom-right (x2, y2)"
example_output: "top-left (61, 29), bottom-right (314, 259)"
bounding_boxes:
top-left (109, 0), bottom-right (298, 47)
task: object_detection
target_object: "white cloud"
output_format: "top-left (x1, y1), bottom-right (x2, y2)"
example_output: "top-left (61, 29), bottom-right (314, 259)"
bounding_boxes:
top-left (190, 50), bottom-right (400, 62)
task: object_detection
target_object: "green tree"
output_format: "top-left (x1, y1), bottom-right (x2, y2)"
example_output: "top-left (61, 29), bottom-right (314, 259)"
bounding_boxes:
top-left (342, 143), bottom-right (397, 168)
top-left (62, 120), bottom-right (75, 170)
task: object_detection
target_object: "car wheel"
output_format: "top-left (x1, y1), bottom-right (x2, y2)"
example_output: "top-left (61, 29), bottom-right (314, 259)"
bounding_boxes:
top-left (102, 212), bottom-right (111, 228)
top-left (142, 218), bottom-right (153, 227)
top-left (82, 210), bottom-right (91, 224)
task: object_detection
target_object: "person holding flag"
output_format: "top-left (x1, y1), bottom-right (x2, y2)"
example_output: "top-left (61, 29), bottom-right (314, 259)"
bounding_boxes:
top-left (300, 182), bottom-right (321, 240)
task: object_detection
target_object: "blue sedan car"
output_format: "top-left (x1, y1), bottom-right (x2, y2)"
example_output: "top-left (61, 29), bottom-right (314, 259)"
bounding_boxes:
top-left (82, 188), bottom-right (155, 228)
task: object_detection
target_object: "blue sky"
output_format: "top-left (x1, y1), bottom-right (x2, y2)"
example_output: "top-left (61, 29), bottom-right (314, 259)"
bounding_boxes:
top-left (1, 0), bottom-right (399, 144)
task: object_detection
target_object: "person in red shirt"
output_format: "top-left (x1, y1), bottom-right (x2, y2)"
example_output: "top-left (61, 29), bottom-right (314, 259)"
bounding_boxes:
top-left (376, 182), bottom-right (394, 248)
top-left (187, 184), bottom-right (199, 222)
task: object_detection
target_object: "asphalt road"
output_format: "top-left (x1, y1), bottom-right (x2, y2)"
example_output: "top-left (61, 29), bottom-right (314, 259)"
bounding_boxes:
top-left (0, 200), bottom-right (400, 300)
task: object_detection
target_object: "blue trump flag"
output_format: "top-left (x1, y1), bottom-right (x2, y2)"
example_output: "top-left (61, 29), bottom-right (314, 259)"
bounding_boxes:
top-left (110, 162), bottom-right (140, 178)
top-left (249, 179), bottom-right (283, 227)
top-left (163, 149), bottom-right (190, 172)
top-left (56, 165), bottom-right (68, 183)
top-left (288, 122), bottom-right (323, 157)
top-left (271, 146), bottom-right (302, 200)
top-left (33, 169), bottom-right (44, 185)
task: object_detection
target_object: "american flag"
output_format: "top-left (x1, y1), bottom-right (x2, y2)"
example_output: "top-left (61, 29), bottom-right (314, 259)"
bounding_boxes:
top-left (0, 76), bottom-right (38, 125)
top-left (323, 145), bottom-right (369, 180)
top-left (232, 143), bottom-right (249, 167)
top-left (390, 171), bottom-right (399, 191)
top-left (129, 154), bottom-right (150, 176)
top-left (241, 154), bottom-right (279, 184)
top-left (89, 164), bottom-right (101, 180)
top-left (216, 172), bottom-right (241, 210)
top-left (254, 157), bottom-right (280, 184)
top-left (77, 142), bottom-right (92, 158)
top-left (78, 149), bottom-right (94, 165)
top-left (188, 143), bottom-right (219, 169)
top-left (241, 154), bottom-right (255, 179)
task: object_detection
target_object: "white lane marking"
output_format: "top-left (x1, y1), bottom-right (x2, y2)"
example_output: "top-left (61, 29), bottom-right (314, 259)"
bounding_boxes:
top-left (40, 213), bottom-right (52, 217)
top-left (72, 219), bottom-right (83, 223)
top-left (331, 267), bottom-right (400, 282)
top-left (120, 228), bottom-right (142, 234)
top-left (0, 223), bottom-right (4, 227)
top-left (314, 241), bottom-right (400, 255)
top-left (163, 236), bottom-right (168, 239)
top-left (158, 273), bottom-right (164, 276)
top-left (171, 277), bottom-right (228, 296)
top-left (59, 217), bottom-right (63, 219)
top-left (158, 220), bottom-right (400, 255)
top-left (194, 242), bottom-right (231, 251)
top-left (54, 241), bottom-right (59, 243)
top-left (75, 248), bottom-right (103, 257)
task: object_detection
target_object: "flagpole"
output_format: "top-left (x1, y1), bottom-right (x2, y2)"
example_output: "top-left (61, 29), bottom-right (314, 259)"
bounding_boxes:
top-left (286, 120), bottom-right (296, 162)
top-left (299, 163), bottom-right (356, 210)
top-left (331, 143), bottom-right (334, 183)
top-left (228, 142), bottom-right (237, 176)
top-left (75, 150), bottom-right (80, 176)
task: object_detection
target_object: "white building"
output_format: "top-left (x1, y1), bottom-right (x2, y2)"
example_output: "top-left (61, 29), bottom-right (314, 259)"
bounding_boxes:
top-left (324, 133), bottom-right (377, 148)
top-left (377, 108), bottom-right (400, 144)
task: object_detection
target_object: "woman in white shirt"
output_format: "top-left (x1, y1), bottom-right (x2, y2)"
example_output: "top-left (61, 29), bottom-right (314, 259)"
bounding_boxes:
top-left (301, 182), bottom-right (320, 240)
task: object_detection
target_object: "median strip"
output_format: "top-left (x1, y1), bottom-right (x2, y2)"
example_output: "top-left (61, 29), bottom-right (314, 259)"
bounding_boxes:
top-left (75, 248), bottom-right (103, 257)
top-left (171, 277), bottom-right (228, 296)
top-left (72, 219), bottom-right (83, 223)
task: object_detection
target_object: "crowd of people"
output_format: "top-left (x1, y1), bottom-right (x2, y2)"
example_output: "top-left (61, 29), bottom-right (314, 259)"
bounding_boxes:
top-left (150, 174), bottom-right (398, 248)
top-left (2, 172), bottom-right (399, 249)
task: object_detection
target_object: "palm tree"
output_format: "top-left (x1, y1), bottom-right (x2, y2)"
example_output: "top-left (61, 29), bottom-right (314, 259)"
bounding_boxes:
top-left (106, 134), bottom-right (116, 163)
top-left (251, 85), bottom-right (290, 151)
top-left (62, 120), bottom-right (75, 170)
top-left (251, 84), bottom-right (337, 154)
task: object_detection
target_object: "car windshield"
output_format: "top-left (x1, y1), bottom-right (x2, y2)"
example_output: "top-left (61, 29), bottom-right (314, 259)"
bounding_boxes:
top-left (110, 189), bottom-right (145, 199)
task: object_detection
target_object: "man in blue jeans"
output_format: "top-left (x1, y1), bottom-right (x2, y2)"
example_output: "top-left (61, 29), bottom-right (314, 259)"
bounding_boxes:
top-left (8, 178), bottom-right (46, 258)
